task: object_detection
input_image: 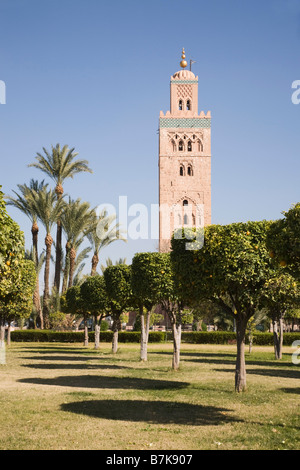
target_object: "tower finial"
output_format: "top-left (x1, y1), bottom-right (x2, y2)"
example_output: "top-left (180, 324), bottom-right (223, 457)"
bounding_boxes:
top-left (180, 48), bottom-right (187, 69)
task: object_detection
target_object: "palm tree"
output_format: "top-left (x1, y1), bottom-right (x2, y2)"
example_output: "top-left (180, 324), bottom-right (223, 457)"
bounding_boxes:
top-left (6, 180), bottom-right (48, 328)
top-left (25, 248), bottom-right (45, 327)
top-left (100, 257), bottom-right (127, 274)
top-left (60, 197), bottom-right (95, 290)
top-left (30, 186), bottom-right (65, 328)
top-left (28, 144), bottom-right (92, 292)
top-left (88, 210), bottom-right (126, 276)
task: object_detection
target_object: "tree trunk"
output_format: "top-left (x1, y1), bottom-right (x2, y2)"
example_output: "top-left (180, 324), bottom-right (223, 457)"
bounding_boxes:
top-left (7, 324), bottom-right (11, 346)
top-left (94, 314), bottom-right (102, 350)
top-left (43, 233), bottom-right (53, 329)
top-left (31, 222), bottom-right (43, 329)
top-left (171, 320), bottom-right (181, 371)
top-left (140, 307), bottom-right (151, 362)
top-left (112, 317), bottom-right (120, 354)
top-left (0, 319), bottom-right (5, 364)
top-left (84, 315), bottom-right (89, 346)
top-left (54, 220), bottom-right (62, 293)
top-left (235, 315), bottom-right (248, 392)
top-left (62, 242), bottom-right (70, 294)
top-left (54, 184), bottom-right (64, 293)
top-left (91, 253), bottom-right (99, 276)
top-left (68, 247), bottom-right (76, 289)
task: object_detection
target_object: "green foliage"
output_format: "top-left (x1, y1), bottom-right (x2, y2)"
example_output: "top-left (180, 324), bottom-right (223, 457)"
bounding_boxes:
top-left (64, 286), bottom-right (84, 315)
top-left (80, 275), bottom-right (109, 316)
top-left (266, 203), bottom-right (300, 277)
top-left (104, 264), bottom-right (134, 315)
top-left (261, 273), bottom-right (299, 317)
top-left (0, 188), bottom-right (36, 323)
top-left (171, 222), bottom-right (274, 316)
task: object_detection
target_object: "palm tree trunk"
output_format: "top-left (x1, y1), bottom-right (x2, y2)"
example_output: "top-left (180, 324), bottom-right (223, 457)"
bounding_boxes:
top-left (62, 242), bottom-right (70, 293)
top-left (91, 253), bottom-right (99, 276)
top-left (68, 247), bottom-right (76, 289)
top-left (31, 221), bottom-right (43, 329)
top-left (54, 184), bottom-right (64, 293)
top-left (54, 220), bottom-right (62, 292)
top-left (43, 233), bottom-right (53, 329)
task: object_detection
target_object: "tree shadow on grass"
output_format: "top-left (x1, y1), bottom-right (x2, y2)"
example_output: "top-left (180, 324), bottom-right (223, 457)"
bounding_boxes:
top-left (22, 363), bottom-right (130, 370)
top-left (22, 355), bottom-right (118, 362)
top-left (214, 368), bottom-right (300, 379)
top-left (18, 375), bottom-right (189, 390)
top-left (280, 387), bottom-right (300, 394)
top-left (61, 399), bottom-right (243, 426)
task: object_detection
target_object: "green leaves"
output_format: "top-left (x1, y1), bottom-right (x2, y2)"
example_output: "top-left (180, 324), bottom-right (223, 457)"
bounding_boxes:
top-left (171, 220), bottom-right (274, 317)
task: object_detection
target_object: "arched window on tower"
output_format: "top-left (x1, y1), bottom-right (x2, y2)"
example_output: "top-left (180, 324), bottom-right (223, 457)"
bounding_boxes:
top-left (183, 199), bottom-right (188, 207)
top-left (187, 165), bottom-right (193, 176)
top-left (184, 214), bottom-right (189, 225)
top-left (186, 100), bottom-right (191, 111)
top-left (197, 139), bottom-right (203, 152)
top-left (180, 165), bottom-right (185, 176)
top-left (178, 140), bottom-right (184, 151)
top-left (187, 141), bottom-right (192, 152)
top-left (192, 214), bottom-right (196, 226)
top-left (171, 139), bottom-right (176, 152)
top-left (179, 100), bottom-right (183, 111)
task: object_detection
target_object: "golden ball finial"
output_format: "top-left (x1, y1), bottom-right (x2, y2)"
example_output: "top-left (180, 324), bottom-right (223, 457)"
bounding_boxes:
top-left (180, 48), bottom-right (187, 69)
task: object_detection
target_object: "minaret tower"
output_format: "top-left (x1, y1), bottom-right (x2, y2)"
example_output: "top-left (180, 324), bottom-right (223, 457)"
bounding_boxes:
top-left (158, 48), bottom-right (211, 252)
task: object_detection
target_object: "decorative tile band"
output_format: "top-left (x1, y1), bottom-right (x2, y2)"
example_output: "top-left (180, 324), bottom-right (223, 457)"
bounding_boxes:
top-left (171, 80), bottom-right (198, 84)
top-left (159, 118), bottom-right (211, 129)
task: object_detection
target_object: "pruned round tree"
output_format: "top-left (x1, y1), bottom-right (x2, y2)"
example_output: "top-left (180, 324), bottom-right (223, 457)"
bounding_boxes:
top-left (80, 275), bottom-right (110, 349)
top-left (0, 187), bottom-right (36, 341)
top-left (266, 203), bottom-right (300, 278)
top-left (171, 221), bottom-right (274, 392)
top-left (103, 264), bottom-right (133, 354)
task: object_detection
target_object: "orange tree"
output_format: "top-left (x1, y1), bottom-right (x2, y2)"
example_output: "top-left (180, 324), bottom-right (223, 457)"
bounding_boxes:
top-left (261, 273), bottom-right (299, 359)
top-left (0, 186), bottom-right (36, 340)
top-left (103, 264), bottom-right (133, 354)
top-left (267, 203), bottom-right (300, 278)
top-left (64, 285), bottom-right (89, 346)
top-left (171, 221), bottom-right (274, 392)
top-left (131, 252), bottom-right (179, 363)
top-left (132, 252), bottom-right (183, 370)
top-left (80, 275), bottom-right (110, 349)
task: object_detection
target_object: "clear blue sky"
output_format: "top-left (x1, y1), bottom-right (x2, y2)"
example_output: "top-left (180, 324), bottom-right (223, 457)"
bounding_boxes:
top-left (0, 0), bottom-right (299, 273)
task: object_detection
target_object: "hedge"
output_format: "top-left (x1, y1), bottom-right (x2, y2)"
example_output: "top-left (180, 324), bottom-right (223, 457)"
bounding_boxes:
top-left (10, 329), bottom-right (300, 346)
top-left (10, 330), bottom-right (165, 343)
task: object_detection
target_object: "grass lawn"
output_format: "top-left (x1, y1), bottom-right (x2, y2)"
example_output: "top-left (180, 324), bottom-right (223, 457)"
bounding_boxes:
top-left (0, 341), bottom-right (299, 450)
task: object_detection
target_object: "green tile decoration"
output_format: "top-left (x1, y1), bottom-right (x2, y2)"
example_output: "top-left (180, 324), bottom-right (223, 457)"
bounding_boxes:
top-left (159, 118), bottom-right (211, 129)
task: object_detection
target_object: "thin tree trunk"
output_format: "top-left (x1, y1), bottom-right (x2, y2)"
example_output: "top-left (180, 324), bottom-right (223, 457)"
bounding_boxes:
top-left (7, 324), bottom-right (11, 346)
top-left (171, 319), bottom-right (181, 371)
top-left (0, 319), bottom-right (5, 364)
top-left (273, 318), bottom-right (280, 359)
top-left (94, 314), bottom-right (103, 350)
top-left (140, 306), bottom-right (151, 361)
top-left (235, 314), bottom-right (248, 392)
top-left (112, 317), bottom-right (120, 354)
top-left (84, 315), bottom-right (89, 346)
top-left (43, 233), bottom-right (53, 329)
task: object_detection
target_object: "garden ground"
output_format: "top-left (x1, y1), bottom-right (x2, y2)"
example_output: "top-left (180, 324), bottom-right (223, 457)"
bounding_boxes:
top-left (0, 341), bottom-right (299, 450)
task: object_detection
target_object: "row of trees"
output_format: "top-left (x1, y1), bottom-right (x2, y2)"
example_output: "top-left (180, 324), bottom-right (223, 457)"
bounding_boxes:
top-left (61, 211), bottom-right (299, 393)
top-left (6, 144), bottom-right (125, 330)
